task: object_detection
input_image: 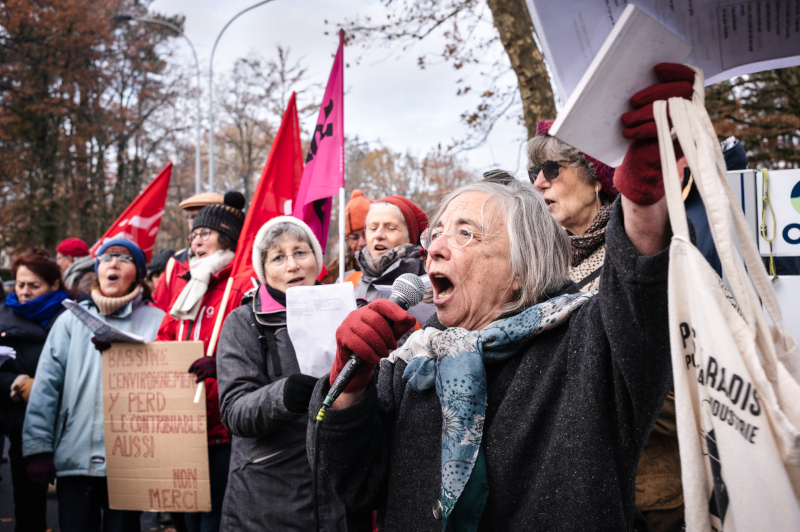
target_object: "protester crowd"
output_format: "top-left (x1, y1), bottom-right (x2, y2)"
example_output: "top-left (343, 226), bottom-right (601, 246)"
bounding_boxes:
top-left (0, 63), bottom-right (753, 532)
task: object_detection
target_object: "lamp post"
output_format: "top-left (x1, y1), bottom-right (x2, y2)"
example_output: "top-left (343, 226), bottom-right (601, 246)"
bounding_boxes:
top-left (113, 15), bottom-right (204, 195)
top-left (207, 0), bottom-right (276, 192)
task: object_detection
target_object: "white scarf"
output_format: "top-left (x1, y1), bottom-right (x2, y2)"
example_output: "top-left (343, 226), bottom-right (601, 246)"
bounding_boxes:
top-left (169, 249), bottom-right (234, 321)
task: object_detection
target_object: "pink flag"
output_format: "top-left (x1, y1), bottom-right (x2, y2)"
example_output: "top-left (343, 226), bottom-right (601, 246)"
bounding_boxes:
top-left (292, 30), bottom-right (345, 252)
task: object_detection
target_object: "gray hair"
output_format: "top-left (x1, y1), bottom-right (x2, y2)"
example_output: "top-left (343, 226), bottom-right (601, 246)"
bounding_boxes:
top-left (259, 222), bottom-right (314, 261)
top-left (429, 179), bottom-right (571, 312)
top-left (365, 202), bottom-right (409, 239)
top-left (526, 135), bottom-right (597, 186)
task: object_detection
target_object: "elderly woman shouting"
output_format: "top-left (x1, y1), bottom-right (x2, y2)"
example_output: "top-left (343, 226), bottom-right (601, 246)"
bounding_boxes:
top-left (308, 68), bottom-right (690, 530)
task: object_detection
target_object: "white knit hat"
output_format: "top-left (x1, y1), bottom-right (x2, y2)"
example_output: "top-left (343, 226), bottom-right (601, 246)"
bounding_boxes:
top-left (252, 216), bottom-right (324, 285)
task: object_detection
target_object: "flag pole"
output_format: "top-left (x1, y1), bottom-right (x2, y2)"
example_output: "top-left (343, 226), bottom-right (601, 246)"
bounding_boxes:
top-left (194, 277), bottom-right (234, 403)
top-left (339, 187), bottom-right (345, 283)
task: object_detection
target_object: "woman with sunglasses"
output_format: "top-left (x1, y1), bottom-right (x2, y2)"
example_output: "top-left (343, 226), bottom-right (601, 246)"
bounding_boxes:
top-left (526, 121), bottom-right (618, 292)
top-left (22, 239), bottom-right (164, 532)
top-left (156, 191), bottom-right (249, 532)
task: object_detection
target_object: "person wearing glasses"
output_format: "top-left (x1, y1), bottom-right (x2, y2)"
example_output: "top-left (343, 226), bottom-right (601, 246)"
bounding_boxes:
top-left (151, 192), bottom-right (224, 311)
top-left (215, 216), bottom-right (348, 531)
top-left (22, 239), bottom-right (164, 532)
top-left (353, 196), bottom-right (428, 305)
top-left (156, 191), bottom-right (247, 532)
top-left (526, 120), bottom-right (618, 292)
top-left (309, 66), bottom-right (690, 530)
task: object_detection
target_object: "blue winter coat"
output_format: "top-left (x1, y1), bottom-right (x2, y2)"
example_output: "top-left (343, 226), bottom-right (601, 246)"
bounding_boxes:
top-left (21, 296), bottom-right (164, 477)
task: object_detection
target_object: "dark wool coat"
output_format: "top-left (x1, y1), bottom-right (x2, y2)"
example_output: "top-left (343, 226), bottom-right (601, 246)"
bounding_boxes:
top-left (0, 302), bottom-right (66, 434)
top-left (217, 288), bottom-right (347, 532)
top-left (308, 200), bottom-right (673, 531)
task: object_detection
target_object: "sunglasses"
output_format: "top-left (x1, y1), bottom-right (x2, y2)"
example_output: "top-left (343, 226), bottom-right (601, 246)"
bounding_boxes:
top-left (527, 160), bottom-right (565, 183)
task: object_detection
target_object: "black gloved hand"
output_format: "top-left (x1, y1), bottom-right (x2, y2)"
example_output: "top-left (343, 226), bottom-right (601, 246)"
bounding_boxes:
top-left (188, 357), bottom-right (217, 383)
top-left (91, 337), bottom-right (112, 353)
top-left (283, 373), bottom-right (320, 414)
top-left (27, 452), bottom-right (56, 485)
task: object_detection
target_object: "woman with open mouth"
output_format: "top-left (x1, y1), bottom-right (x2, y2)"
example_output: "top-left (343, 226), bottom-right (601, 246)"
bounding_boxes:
top-left (215, 216), bottom-right (347, 531)
top-left (352, 196), bottom-right (428, 306)
top-left (309, 66), bottom-right (689, 531)
top-left (22, 238), bottom-right (164, 531)
top-left (156, 191), bottom-right (248, 532)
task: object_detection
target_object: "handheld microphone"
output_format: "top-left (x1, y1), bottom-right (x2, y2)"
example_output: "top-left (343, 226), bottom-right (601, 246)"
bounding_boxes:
top-left (316, 274), bottom-right (425, 421)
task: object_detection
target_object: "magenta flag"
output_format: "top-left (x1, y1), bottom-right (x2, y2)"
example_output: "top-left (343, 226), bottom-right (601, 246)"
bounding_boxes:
top-left (292, 29), bottom-right (345, 252)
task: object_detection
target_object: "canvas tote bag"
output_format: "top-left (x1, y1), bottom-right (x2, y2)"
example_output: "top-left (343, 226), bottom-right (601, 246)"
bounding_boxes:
top-left (656, 68), bottom-right (800, 531)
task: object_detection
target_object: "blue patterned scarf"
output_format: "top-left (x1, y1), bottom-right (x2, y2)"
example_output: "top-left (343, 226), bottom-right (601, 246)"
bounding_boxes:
top-left (392, 291), bottom-right (595, 530)
top-left (5, 290), bottom-right (70, 328)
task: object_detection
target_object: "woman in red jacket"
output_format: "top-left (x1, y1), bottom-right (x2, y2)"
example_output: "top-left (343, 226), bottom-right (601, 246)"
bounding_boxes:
top-left (156, 191), bottom-right (248, 532)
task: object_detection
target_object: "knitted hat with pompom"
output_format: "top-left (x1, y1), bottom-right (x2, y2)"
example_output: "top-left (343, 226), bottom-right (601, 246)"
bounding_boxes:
top-left (191, 191), bottom-right (247, 242)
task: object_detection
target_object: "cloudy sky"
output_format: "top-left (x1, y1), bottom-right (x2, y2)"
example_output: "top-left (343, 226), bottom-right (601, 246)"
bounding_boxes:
top-left (147, 0), bottom-right (531, 176)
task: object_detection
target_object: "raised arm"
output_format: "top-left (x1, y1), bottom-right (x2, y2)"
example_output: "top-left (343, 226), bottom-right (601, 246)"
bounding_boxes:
top-left (613, 63), bottom-right (695, 255)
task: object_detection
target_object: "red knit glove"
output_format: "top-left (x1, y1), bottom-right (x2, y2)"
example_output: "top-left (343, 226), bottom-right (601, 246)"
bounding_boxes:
top-left (330, 299), bottom-right (416, 393)
top-left (27, 452), bottom-right (56, 485)
top-left (188, 357), bottom-right (217, 383)
top-left (614, 63), bottom-right (695, 205)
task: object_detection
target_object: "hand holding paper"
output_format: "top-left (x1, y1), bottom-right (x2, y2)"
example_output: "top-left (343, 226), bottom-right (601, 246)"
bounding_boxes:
top-left (614, 63), bottom-right (696, 206)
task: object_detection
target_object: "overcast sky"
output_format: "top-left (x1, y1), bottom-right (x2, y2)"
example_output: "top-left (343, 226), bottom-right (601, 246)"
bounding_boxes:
top-left (147, 0), bottom-right (531, 177)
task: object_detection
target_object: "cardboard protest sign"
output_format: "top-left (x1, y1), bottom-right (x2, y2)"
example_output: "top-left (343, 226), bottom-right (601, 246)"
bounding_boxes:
top-left (103, 341), bottom-right (211, 512)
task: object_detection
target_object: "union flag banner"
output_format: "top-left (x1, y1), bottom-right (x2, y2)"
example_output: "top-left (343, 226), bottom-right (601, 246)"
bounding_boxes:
top-left (291, 30), bottom-right (345, 253)
top-left (91, 163), bottom-right (172, 261)
top-left (230, 93), bottom-right (304, 281)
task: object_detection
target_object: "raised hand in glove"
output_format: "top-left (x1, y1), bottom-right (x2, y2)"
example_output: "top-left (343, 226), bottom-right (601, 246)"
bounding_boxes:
top-left (614, 63), bottom-right (695, 205)
top-left (188, 357), bottom-right (217, 383)
top-left (330, 299), bottom-right (416, 393)
top-left (283, 374), bottom-right (320, 414)
top-left (27, 452), bottom-right (56, 485)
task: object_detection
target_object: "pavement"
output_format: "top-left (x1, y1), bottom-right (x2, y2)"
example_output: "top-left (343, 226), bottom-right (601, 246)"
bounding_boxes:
top-left (0, 438), bottom-right (174, 532)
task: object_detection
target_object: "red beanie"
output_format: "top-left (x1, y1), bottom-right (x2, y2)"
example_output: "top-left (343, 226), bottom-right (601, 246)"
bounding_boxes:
top-left (56, 238), bottom-right (90, 257)
top-left (376, 196), bottom-right (429, 245)
top-left (536, 120), bottom-right (618, 200)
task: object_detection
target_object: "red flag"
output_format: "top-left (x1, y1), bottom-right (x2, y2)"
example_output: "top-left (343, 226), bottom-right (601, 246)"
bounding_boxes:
top-left (292, 30), bottom-right (345, 253)
top-left (230, 93), bottom-right (304, 280)
top-left (90, 163), bottom-right (172, 262)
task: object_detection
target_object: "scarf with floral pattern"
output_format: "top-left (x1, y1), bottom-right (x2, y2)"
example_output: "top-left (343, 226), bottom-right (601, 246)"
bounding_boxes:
top-left (570, 204), bottom-right (612, 267)
top-left (390, 291), bottom-right (595, 530)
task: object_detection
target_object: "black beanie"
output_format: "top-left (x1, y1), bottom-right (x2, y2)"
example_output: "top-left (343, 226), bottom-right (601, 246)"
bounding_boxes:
top-left (192, 191), bottom-right (246, 242)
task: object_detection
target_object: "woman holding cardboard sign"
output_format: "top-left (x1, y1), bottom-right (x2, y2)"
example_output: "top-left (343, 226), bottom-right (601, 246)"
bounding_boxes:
top-left (216, 216), bottom-right (348, 531)
top-left (22, 239), bottom-right (164, 532)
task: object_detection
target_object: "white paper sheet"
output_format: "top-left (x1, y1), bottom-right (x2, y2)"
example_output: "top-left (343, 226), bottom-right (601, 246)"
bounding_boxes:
top-left (286, 283), bottom-right (357, 378)
top-left (527, 0), bottom-right (800, 105)
top-left (375, 274), bottom-right (436, 326)
top-left (0, 346), bottom-right (16, 368)
top-left (62, 300), bottom-right (145, 343)
top-left (549, 5), bottom-right (692, 167)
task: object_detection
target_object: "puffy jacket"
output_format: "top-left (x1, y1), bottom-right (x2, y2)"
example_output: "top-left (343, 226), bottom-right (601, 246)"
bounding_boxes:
top-left (21, 296), bottom-right (164, 477)
top-left (156, 260), bottom-right (250, 445)
top-left (217, 285), bottom-right (346, 531)
top-left (0, 302), bottom-right (67, 434)
top-left (151, 249), bottom-right (188, 312)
